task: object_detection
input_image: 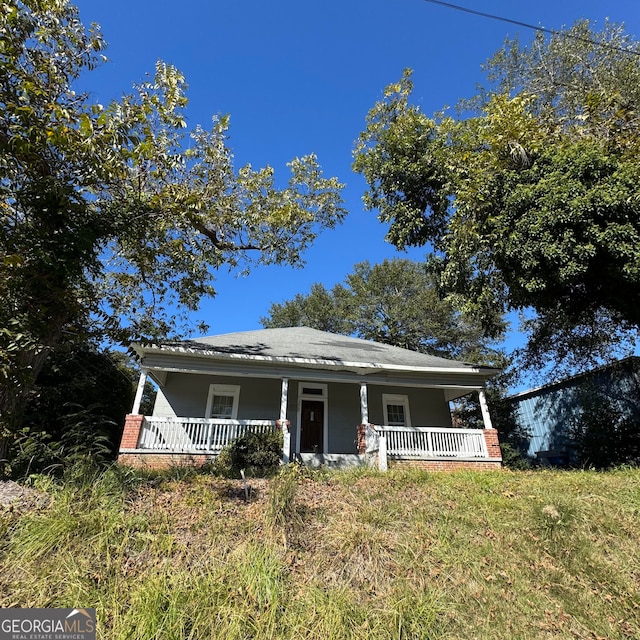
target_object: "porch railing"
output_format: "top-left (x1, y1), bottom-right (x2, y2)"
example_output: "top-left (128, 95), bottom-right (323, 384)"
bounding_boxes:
top-left (138, 417), bottom-right (277, 454)
top-left (375, 426), bottom-right (488, 459)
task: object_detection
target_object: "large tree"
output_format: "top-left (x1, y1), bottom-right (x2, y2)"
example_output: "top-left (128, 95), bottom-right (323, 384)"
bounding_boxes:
top-left (353, 21), bottom-right (640, 376)
top-left (263, 259), bottom-right (529, 454)
top-left (263, 258), bottom-right (506, 366)
top-left (0, 0), bottom-right (345, 450)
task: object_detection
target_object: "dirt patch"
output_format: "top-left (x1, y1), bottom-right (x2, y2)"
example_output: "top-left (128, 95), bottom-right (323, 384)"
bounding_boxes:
top-left (0, 480), bottom-right (48, 510)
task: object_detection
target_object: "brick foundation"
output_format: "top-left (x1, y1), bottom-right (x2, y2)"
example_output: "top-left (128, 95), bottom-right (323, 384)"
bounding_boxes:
top-left (117, 452), bottom-right (212, 470)
top-left (388, 459), bottom-right (502, 471)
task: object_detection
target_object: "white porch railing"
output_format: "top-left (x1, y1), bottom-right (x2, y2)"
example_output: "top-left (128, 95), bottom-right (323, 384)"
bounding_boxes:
top-left (375, 426), bottom-right (488, 459)
top-left (137, 417), bottom-right (277, 454)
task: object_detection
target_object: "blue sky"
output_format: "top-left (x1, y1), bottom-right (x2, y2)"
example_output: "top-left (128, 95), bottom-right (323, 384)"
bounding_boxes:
top-left (74, 0), bottom-right (639, 373)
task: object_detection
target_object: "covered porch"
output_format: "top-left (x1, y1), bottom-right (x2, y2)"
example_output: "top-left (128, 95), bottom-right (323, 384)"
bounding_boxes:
top-left (118, 374), bottom-right (501, 471)
top-left (118, 328), bottom-right (502, 471)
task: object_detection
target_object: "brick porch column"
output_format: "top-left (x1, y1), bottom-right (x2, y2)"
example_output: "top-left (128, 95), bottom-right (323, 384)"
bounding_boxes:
top-left (483, 428), bottom-right (502, 460)
top-left (119, 414), bottom-right (144, 451)
top-left (356, 423), bottom-right (368, 455)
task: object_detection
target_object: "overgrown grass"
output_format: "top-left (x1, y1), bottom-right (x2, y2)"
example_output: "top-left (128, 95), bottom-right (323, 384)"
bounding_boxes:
top-left (1, 465), bottom-right (639, 638)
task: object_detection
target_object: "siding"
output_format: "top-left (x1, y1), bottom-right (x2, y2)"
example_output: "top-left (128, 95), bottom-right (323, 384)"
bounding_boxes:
top-left (510, 357), bottom-right (640, 462)
top-left (368, 385), bottom-right (452, 428)
top-left (152, 372), bottom-right (281, 420)
top-left (150, 373), bottom-right (456, 455)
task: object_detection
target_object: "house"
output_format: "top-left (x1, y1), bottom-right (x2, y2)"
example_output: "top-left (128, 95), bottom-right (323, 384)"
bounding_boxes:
top-left (118, 327), bottom-right (503, 470)
top-left (507, 356), bottom-right (640, 466)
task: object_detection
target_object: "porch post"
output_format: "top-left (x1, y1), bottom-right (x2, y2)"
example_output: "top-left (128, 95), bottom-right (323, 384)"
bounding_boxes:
top-left (359, 382), bottom-right (369, 425)
top-left (280, 377), bottom-right (290, 464)
top-left (378, 432), bottom-right (388, 472)
top-left (131, 369), bottom-right (148, 415)
top-left (478, 389), bottom-right (494, 430)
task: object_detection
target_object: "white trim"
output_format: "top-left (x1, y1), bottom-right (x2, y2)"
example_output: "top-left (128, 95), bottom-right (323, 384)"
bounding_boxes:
top-left (145, 363), bottom-right (486, 391)
top-left (359, 382), bottom-right (369, 424)
top-left (205, 384), bottom-right (240, 419)
top-left (296, 382), bottom-right (329, 455)
top-left (280, 378), bottom-right (289, 422)
top-left (478, 389), bottom-right (494, 430)
top-left (382, 393), bottom-right (412, 427)
top-left (131, 369), bottom-right (147, 415)
top-left (298, 382), bottom-right (328, 398)
top-left (280, 378), bottom-right (290, 464)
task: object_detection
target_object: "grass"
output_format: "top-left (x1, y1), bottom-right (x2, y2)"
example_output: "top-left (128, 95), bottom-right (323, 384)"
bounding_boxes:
top-left (1, 464), bottom-right (639, 638)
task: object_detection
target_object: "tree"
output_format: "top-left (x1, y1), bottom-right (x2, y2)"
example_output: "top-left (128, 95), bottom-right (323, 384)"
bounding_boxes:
top-left (261, 283), bottom-right (352, 335)
top-left (263, 259), bottom-right (528, 452)
top-left (353, 21), bottom-right (640, 376)
top-left (5, 342), bottom-right (135, 477)
top-left (263, 258), bottom-right (505, 366)
top-left (0, 0), bottom-right (345, 450)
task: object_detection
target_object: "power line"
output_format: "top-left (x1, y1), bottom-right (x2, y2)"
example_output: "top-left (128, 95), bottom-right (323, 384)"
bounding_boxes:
top-left (421, 0), bottom-right (640, 57)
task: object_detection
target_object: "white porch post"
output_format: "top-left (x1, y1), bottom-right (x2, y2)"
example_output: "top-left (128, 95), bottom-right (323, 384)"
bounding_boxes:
top-left (280, 377), bottom-right (290, 464)
top-left (131, 369), bottom-right (147, 415)
top-left (378, 432), bottom-right (388, 472)
top-left (478, 389), bottom-right (494, 430)
top-left (359, 382), bottom-right (369, 425)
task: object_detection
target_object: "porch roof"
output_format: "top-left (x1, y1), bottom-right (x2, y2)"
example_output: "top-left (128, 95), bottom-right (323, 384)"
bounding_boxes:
top-left (134, 327), bottom-right (499, 386)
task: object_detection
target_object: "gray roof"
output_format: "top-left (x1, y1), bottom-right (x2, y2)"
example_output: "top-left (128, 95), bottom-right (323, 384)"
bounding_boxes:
top-left (149, 327), bottom-right (496, 374)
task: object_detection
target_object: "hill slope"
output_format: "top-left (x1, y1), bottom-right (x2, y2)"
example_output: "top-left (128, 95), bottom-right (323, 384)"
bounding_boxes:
top-left (1, 466), bottom-right (639, 639)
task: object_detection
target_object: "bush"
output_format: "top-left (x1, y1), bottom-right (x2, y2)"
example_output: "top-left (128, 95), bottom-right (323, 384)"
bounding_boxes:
top-left (500, 442), bottom-right (533, 470)
top-left (214, 430), bottom-right (283, 478)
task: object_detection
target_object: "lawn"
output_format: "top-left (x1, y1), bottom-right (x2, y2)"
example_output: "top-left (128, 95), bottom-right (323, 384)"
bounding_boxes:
top-left (1, 464), bottom-right (639, 639)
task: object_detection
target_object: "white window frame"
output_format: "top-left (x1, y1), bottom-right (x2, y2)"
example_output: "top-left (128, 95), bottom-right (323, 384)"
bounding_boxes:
top-left (299, 382), bottom-right (328, 398)
top-left (382, 393), bottom-right (412, 427)
top-left (205, 384), bottom-right (240, 419)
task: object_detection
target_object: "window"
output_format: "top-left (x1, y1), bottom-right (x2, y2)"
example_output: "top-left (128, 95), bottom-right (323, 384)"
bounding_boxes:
top-left (205, 384), bottom-right (240, 419)
top-left (301, 386), bottom-right (324, 396)
top-left (299, 383), bottom-right (327, 398)
top-left (382, 394), bottom-right (411, 427)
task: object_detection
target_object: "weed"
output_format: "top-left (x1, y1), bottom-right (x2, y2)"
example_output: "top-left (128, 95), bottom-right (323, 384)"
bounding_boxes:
top-left (1, 467), bottom-right (640, 639)
top-left (266, 466), bottom-right (299, 528)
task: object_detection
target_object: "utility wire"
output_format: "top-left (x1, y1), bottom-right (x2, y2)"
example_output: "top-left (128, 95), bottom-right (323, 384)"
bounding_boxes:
top-left (421, 0), bottom-right (640, 57)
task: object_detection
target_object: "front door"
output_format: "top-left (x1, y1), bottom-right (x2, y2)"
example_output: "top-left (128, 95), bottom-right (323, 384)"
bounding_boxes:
top-left (300, 399), bottom-right (324, 453)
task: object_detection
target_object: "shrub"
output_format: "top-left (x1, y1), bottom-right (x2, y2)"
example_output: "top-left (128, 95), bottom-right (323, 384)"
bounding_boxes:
top-left (500, 442), bottom-right (532, 470)
top-left (214, 430), bottom-right (283, 478)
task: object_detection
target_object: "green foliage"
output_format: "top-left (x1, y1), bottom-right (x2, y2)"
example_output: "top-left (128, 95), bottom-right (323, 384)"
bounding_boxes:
top-left (214, 430), bottom-right (283, 478)
top-left (266, 464), bottom-right (302, 533)
top-left (264, 258), bottom-right (506, 365)
top-left (2, 342), bottom-right (134, 479)
top-left (6, 409), bottom-right (114, 480)
top-left (498, 442), bottom-right (532, 470)
top-left (0, 0), bottom-right (344, 447)
top-left (353, 21), bottom-right (640, 373)
top-left (262, 282), bottom-right (352, 334)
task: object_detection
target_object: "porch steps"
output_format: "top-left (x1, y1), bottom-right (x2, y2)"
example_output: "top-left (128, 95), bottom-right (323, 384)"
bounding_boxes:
top-left (296, 453), bottom-right (374, 469)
